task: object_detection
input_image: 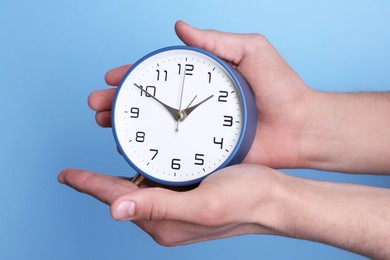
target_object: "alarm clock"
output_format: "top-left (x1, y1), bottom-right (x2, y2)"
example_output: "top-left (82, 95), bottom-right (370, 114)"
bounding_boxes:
top-left (112, 46), bottom-right (257, 186)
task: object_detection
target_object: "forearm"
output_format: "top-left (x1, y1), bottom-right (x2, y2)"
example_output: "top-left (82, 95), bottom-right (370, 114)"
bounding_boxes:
top-left (301, 91), bottom-right (390, 174)
top-left (272, 174), bottom-right (390, 259)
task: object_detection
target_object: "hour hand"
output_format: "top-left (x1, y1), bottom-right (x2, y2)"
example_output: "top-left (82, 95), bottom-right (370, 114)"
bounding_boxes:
top-left (133, 83), bottom-right (179, 120)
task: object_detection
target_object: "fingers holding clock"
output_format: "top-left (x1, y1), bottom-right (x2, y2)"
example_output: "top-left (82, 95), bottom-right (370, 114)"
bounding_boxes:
top-left (89, 65), bottom-right (132, 111)
top-left (88, 65), bottom-right (132, 127)
top-left (58, 169), bottom-right (139, 205)
top-left (175, 21), bottom-right (314, 169)
top-left (58, 168), bottom-right (189, 205)
top-left (110, 165), bottom-right (252, 223)
top-left (88, 88), bottom-right (116, 127)
top-left (175, 20), bottom-right (246, 67)
top-left (58, 166), bottom-right (282, 246)
top-left (174, 20), bottom-right (289, 88)
top-left (57, 168), bottom-right (203, 223)
top-left (88, 88), bottom-right (116, 111)
top-left (95, 111), bottom-right (112, 127)
top-left (110, 188), bottom-right (201, 222)
top-left (105, 64), bottom-right (132, 86)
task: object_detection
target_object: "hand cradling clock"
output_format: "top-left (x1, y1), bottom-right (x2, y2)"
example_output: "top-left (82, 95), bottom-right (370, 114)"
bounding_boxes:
top-left (112, 46), bottom-right (257, 186)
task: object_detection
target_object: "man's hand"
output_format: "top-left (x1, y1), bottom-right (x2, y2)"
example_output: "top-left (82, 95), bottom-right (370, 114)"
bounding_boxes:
top-left (58, 165), bottom-right (390, 258)
top-left (88, 20), bottom-right (314, 169)
top-left (89, 21), bottom-right (390, 174)
top-left (58, 164), bottom-right (287, 246)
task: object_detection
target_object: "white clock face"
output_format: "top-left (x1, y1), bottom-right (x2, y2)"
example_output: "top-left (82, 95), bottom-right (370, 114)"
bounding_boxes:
top-left (113, 48), bottom-right (244, 185)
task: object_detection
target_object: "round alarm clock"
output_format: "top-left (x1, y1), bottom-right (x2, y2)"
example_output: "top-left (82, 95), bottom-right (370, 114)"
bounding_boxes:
top-left (112, 46), bottom-right (257, 186)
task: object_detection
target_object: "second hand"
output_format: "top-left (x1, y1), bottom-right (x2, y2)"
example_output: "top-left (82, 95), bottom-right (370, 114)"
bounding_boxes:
top-left (176, 68), bottom-right (187, 132)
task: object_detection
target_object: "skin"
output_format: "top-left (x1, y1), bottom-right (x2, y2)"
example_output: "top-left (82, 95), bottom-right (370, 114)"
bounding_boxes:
top-left (58, 21), bottom-right (390, 259)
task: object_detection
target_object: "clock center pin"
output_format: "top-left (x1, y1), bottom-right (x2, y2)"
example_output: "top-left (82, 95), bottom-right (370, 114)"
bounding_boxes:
top-left (175, 111), bottom-right (186, 121)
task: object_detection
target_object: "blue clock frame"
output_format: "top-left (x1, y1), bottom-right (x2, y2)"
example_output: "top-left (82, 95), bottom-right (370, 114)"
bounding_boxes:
top-left (112, 45), bottom-right (258, 186)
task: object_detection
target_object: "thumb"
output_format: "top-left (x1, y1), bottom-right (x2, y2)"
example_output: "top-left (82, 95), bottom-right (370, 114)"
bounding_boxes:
top-left (174, 20), bottom-right (249, 66)
top-left (110, 187), bottom-right (205, 222)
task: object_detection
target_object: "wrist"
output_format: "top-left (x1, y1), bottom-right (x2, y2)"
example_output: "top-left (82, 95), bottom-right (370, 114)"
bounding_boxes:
top-left (247, 167), bottom-right (296, 236)
top-left (297, 90), bottom-right (343, 170)
top-left (298, 91), bottom-right (390, 173)
top-left (276, 175), bottom-right (390, 258)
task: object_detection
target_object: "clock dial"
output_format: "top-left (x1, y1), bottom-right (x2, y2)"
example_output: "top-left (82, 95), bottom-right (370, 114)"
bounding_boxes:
top-left (113, 47), bottom-right (250, 185)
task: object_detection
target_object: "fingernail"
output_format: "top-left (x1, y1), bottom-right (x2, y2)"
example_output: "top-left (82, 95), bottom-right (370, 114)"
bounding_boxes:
top-left (115, 200), bottom-right (135, 220)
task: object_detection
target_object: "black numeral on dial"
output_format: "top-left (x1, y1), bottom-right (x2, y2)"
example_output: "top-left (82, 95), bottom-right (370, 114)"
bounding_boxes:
top-left (171, 158), bottom-right (181, 170)
top-left (185, 64), bottom-right (194, 75)
top-left (135, 131), bottom-right (145, 142)
top-left (207, 72), bottom-right (212, 83)
top-left (213, 137), bottom-right (224, 149)
top-left (149, 149), bottom-right (158, 160)
top-left (140, 85), bottom-right (156, 97)
top-left (223, 115), bottom-right (233, 127)
top-left (195, 153), bottom-right (204, 165)
top-left (177, 63), bottom-right (194, 75)
top-left (218, 91), bottom-right (228, 102)
top-left (156, 69), bottom-right (167, 81)
top-left (130, 107), bottom-right (139, 118)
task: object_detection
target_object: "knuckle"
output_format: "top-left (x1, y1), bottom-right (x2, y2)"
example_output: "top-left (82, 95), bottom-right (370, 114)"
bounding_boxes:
top-left (253, 32), bottom-right (266, 40)
top-left (245, 33), bottom-right (269, 49)
top-left (147, 188), bottom-right (168, 221)
top-left (198, 197), bottom-right (228, 226)
top-left (76, 170), bottom-right (96, 187)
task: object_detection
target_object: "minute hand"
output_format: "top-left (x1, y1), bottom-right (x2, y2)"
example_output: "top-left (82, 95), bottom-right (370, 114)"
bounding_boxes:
top-left (133, 83), bottom-right (179, 121)
top-left (180, 95), bottom-right (214, 120)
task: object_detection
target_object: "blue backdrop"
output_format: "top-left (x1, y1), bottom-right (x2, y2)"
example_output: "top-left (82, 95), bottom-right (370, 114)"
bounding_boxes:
top-left (1, 1), bottom-right (389, 259)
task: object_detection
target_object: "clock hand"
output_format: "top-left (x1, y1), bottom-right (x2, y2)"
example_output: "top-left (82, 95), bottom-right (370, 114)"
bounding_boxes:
top-left (133, 83), bottom-right (179, 121)
top-left (177, 69), bottom-right (187, 111)
top-left (175, 68), bottom-right (187, 132)
top-left (186, 95), bottom-right (197, 109)
top-left (178, 94), bottom-right (214, 121)
top-left (172, 95), bottom-right (197, 130)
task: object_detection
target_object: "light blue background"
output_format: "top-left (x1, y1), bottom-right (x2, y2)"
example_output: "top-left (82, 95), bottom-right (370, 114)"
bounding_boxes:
top-left (1, 1), bottom-right (389, 259)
